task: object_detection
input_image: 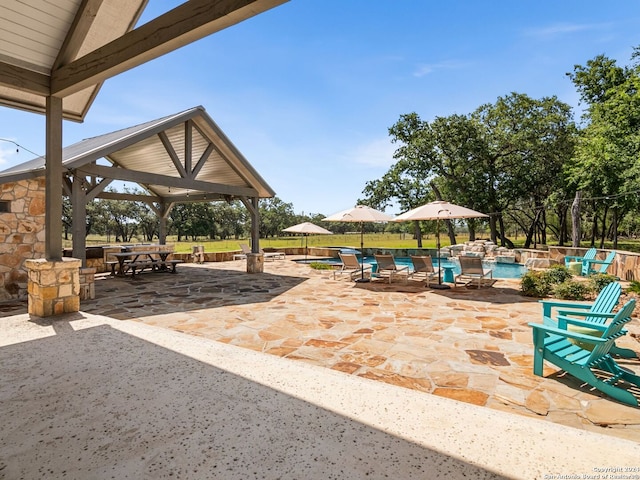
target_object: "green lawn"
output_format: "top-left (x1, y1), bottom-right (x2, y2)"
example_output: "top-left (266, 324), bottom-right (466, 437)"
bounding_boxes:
top-left (72, 233), bottom-right (640, 254)
top-left (78, 233), bottom-right (441, 253)
top-left (165, 233), bottom-right (439, 253)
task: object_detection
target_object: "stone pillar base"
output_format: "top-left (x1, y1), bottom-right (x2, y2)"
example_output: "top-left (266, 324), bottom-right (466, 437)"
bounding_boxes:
top-left (79, 267), bottom-right (96, 300)
top-left (246, 253), bottom-right (264, 273)
top-left (25, 257), bottom-right (81, 317)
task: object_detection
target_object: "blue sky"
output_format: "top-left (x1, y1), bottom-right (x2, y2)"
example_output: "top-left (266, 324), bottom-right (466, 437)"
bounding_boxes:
top-left (2, 1), bottom-right (640, 216)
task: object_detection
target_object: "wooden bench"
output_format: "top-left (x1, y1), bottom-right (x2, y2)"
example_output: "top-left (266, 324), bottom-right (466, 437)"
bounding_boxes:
top-left (106, 261), bottom-right (119, 276)
top-left (155, 259), bottom-right (184, 273)
top-left (127, 260), bottom-right (157, 276)
top-left (127, 260), bottom-right (184, 276)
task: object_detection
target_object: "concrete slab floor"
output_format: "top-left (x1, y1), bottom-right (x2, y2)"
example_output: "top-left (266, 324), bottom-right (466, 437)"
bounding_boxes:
top-left (1, 257), bottom-right (640, 478)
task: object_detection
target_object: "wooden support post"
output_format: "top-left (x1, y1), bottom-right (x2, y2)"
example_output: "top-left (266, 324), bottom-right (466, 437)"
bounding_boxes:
top-left (45, 96), bottom-right (63, 261)
top-left (251, 196), bottom-right (260, 253)
top-left (71, 176), bottom-right (87, 265)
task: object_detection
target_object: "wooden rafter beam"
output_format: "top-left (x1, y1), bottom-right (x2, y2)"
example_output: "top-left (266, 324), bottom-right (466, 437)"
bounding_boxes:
top-left (79, 163), bottom-right (259, 197)
top-left (95, 190), bottom-right (160, 204)
top-left (51, 0), bottom-right (288, 97)
top-left (0, 62), bottom-right (50, 96)
top-left (53, 0), bottom-right (105, 70)
top-left (158, 131), bottom-right (188, 178)
top-left (191, 143), bottom-right (215, 179)
top-left (85, 177), bottom-right (113, 201)
top-left (185, 119), bottom-right (193, 176)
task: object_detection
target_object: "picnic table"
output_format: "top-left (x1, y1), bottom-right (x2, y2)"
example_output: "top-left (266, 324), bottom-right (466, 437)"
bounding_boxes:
top-left (110, 249), bottom-right (183, 277)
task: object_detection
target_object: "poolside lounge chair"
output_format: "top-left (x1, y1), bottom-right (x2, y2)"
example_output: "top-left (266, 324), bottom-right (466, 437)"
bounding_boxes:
top-left (564, 247), bottom-right (596, 269)
top-left (539, 282), bottom-right (635, 358)
top-left (238, 243), bottom-right (285, 261)
top-left (261, 249), bottom-right (285, 261)
top-left (529, 299), bottom-right (640, 406)
top-left (333, 252), bottom-right (372, 281)
top-left (408, 255), bottom-right (439, 286)
top-left (373, 254), bottom-right (409, 284)
top-left (454, 256), bottom-right (493, 288)
top-left (581, 250), bottom-right (616, 276)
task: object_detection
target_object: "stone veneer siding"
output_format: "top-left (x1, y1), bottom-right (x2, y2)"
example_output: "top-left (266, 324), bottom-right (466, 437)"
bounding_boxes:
top-left (0, 178), bottom-right (46, 301)
top-left (25, 258), bottom-right (81, 316)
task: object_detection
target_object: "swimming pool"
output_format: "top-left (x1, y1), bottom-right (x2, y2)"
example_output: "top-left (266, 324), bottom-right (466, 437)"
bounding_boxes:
top-left (309, 256), bottom-right (527, 279)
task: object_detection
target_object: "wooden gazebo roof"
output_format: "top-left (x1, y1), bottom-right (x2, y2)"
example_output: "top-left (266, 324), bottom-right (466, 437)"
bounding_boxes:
top-left (0, 106), bottom-right (275, 204)
top-left (0, 0), bottom-right (287, 121)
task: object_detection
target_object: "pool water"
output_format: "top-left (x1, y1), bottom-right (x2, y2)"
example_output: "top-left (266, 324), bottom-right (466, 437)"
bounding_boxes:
top-left (313, 256), bottom-right (527, 279)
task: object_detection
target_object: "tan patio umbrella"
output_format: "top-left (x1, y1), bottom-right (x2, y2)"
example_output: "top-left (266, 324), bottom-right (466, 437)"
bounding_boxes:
top-left (282, 222), bottom-right (333, 262)
top-left (393, 200), bottom-right (488, 288)
top-left (323, 205), bottom-right (394, 282)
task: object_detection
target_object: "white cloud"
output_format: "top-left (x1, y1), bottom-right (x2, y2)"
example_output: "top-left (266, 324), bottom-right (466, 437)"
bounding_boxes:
top-left (0, 144), bottom-right (18, 167)
top-left (350, 137), bottom-right (397, 168)
top-left (523, 22), bottom-right (609, 40)
top-left (413, 59), bottom-right (471, 78)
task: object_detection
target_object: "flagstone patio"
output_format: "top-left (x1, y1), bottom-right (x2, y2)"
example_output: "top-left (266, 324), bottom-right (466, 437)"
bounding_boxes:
top-left (43, 257), bottom-right (640, 442)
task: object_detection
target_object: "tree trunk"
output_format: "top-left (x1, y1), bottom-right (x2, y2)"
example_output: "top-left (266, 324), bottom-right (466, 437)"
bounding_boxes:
top-left (557, 205), bottom-right (567, 246)
top-left (612, 207), bottom-right (618, 249)
top-left (524, 209), bottom-right (542, 249)
top-left (599, 205), bottom-right (609, 249)
top-left (468, 221), bottom-right (476, 241)
top-left (413, 220), bottom-right (423, 248)
top-left (489, 214), bottom-right (498, 244)
top-left (590, 201), bottom-right (597, 247)
top-left (571, 191), bottom-right (581, 247)
top-left (429, 180), bottom-right (456, 246)
top-left (540, 207), bottom-right (547, 245)
top-left (446, 219), bottom-right (456, 245)
top-left (498, 214), bottom-right (507, 247)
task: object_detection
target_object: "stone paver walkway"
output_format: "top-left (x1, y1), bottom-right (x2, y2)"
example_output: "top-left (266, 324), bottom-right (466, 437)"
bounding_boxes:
top-left (5, 257), bottom-right (640, 441)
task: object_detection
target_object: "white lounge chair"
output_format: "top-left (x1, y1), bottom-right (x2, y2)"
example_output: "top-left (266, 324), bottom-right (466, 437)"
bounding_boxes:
top-left (374, 254), bottom-right (409, 284)
top-left (238, 243), bottom-right (285, 261)
top-left (408, 255), bottom-right (439, 286)
top-left (454, 256), bottom-right (493, 288)
top-left (333, 252), bottom-right (371, 281)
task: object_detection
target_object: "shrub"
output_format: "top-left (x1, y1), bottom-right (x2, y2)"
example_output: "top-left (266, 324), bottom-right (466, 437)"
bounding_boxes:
top-left (588, 273), bottom-right (617, 293)
top-left (626, 280), bottom-right (640, 295)
top-left (309, 262), bottom-right (333, 270)
top-left (542, 264), bottom-right (573, 284)
top-left (520, 265), bottom-right (578, 298)
top-left (520, 270), bottom-right (553, 297)
top-left (553, 280), bottom-right (592, 300)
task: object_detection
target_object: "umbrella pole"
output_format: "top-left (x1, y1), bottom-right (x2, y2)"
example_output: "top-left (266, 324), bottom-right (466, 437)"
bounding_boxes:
top-left (355, 221), bottom-right (369, 283)
top-left (305, 234), bottom-right (308, 262)
top-left (432, 217), bottom-right (451, 290)
top-left (437, 220), bottom-right (441, 284)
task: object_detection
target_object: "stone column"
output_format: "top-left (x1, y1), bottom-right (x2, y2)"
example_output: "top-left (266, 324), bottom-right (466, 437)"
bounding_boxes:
top-left (25, 257), bottom-right (81, 317)
top-left (78, 267), bottom-right (96, 300)
top-left (246, 253), bottom-right (264, 273)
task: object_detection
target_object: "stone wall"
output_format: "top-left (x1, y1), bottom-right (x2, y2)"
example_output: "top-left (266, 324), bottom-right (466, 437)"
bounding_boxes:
top-left (547, 246), bottom-right (640, 282)
top-left (0, 178), bottom-right (45, 300)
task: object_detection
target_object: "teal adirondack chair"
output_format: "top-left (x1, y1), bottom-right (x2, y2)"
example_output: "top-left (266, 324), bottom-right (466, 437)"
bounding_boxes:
top-left (540, 281), bottom-right (621, 328)
top-left (581, 250), bottom-right (616, 276)
top-left (540, 282), bottom-right (635, 358)
top-left (529, 299), bottom-right (640, 406)
top-left (564, 247), bottom-right (597, 268)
